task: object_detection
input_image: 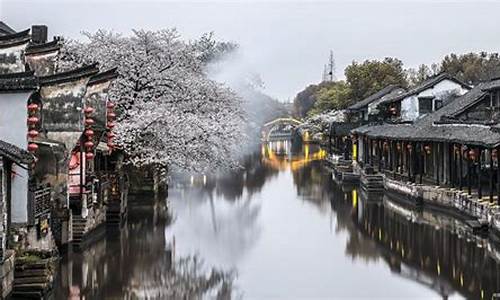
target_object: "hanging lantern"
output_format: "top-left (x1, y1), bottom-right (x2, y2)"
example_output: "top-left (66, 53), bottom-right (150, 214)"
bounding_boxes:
top-left (107, 122), bottom-right (115, 129)
top-left (85, 118), bottom-right (95, 126)
top-left (27, 130), bottom-right (39, 139)
top-left (27, 116), bottom-right (39, 125)
top-left (28, 143), bottom-right (38, 152)
top-left (84, 107), bottom-right (94, 115)
top-left (27, 103), bottom-right (39, 113)
top-left (84, 129), bottom-right (95, 138)
top-left (396, 143), bottom-right (401, 151)
top-left (107, 101), bottom-right (115, 109)
top-left (85, 152), bottom-right (94, 160)
top-left (493, 149), bottom-right (498, 160)
top-left (107, 112), bottom-right (116, 120)
top-left (406, 144), bottom-right (412, 150)
top-left (107, 132), bottom-right (115, 139)
top-left (424, 145), bottom-right (431, 154)
top-left (84, 141), bottom-right (94, 149)
top-left (107, 141), bottom-right (114, 149)
top-left (469, 149), bottom-right (476, 161)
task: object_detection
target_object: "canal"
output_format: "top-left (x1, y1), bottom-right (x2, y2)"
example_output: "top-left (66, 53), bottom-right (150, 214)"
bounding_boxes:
top-left (54, 141), bottom-right (500, 299)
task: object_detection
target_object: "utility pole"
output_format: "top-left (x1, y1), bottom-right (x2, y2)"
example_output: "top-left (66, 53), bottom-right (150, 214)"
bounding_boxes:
top-left (328, 50), bottom-right (336, 82)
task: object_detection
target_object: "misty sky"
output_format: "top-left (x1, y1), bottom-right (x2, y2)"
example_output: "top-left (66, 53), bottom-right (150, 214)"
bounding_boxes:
top-left (1, 0), bottom-right (500, 101)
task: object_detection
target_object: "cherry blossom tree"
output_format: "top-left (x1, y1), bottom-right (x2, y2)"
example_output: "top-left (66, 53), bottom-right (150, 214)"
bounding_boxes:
top-left (59, 29), bottom-right (247, 173)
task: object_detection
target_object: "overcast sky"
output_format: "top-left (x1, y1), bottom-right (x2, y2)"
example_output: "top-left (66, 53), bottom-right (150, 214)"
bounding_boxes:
top-left (1, 0), bottom-right (500, 100)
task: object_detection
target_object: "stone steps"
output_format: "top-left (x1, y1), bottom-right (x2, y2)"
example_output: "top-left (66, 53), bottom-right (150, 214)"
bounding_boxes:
top-left (12, 257), bottom-right (55, 299)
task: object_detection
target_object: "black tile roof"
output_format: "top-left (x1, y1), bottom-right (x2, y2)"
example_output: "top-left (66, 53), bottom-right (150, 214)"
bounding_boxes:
top-left (0, 22), bottom-right (16, 36)
top-left (25, 40), bottom-right (60, 55)
top-left (481, 78), bottom-right (500, 91)
top-left (347, 85), bottom-right (402, 111)
top-left (379, 73), bottom-right (471, 106)
top-left (88, 68), bottom-right (118, 85)
top-left (39, 64), bottom-right (99, 86)
top-left (0, 29), bottom-right (30, 49)
top-left (353, 84), bottom-right (500, 147)
top-left (0, 140), bottom-right (34, 165)
top-left (0, 71), bottom-right (38, 92)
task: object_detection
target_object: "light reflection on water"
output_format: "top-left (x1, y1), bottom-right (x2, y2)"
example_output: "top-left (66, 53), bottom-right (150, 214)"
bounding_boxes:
top-left (54, 142), bottom-right (500, 299)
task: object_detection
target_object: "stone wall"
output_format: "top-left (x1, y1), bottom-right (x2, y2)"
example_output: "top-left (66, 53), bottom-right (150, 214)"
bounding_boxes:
top-left (0, 250), bottom-right (14, 299)
top-left (384, 176), bottom-right (500, 231)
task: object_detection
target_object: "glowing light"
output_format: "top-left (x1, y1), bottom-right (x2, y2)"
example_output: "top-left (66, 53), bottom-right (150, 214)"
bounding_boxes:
top-left (352, 189), bottom-right (358, 208)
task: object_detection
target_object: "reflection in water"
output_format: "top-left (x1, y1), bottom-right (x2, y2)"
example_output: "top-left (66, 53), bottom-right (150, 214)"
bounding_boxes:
top-left (55, 142), bottom-right (500, 299)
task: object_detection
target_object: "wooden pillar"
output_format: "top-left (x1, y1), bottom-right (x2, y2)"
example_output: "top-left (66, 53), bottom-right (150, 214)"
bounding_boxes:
top-left (436, 143), bottom-right (440, 186)
top-left (377, 140), bottom-right (382, 172)
top-left (477, 148), bottom-right (482, 200)
top-left (448, 143), bottom-right (453, 187)
top-left (459, 145), bottom-right (463, 191)
top-left (467, 148), bottom-right (472, 195)
top-left (355, 139), bottom-right (359, 162)
top-left (407, 143), bottom-right (411, 180)
top-left (490, 148), bottom-right (494, 203)
top-left (419, 143), bottom-right (424, 184)
top-left (497, 147), bottom-right (500, 205)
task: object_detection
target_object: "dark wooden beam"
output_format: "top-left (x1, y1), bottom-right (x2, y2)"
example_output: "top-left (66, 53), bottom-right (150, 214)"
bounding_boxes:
top-left (490, 148), bottom-right (494, 203)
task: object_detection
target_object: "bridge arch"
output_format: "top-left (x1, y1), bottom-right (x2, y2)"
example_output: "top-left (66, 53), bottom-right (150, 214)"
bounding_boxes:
top-left (261, 117), bottom-right (303, 141)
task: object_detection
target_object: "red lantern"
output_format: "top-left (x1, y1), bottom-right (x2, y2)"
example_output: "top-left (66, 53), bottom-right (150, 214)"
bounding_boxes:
top-left (107, 112), bottom-right (116, 120)
top-left (28, 143), bottom-right (38, 152)
top-left (85, 118), bottom-right (95, 126)
top-left (396, 143), bottom-right (401, 151)
top-left (107, 142), bottom-right (114, 149)
top-left (85, 152), bottom-right (94, 160)
top-left (27, 116), bottom-right (39, 125)
top-left (107, 132), bottom-right (115, 139)
top-left (493, 149), bottom-right (498, 159)
top-left (107, 102), bottom-right (115, 109)
top-left (84, 141), bottom-right (94, 149)
top-left (84, 107), bottom-right (94, 115)
top-left (406, 144), bottom-right (412, 150)
top-left (27, 130), bottom-right (39, 139)
top-left (469, 149), bottom-right (476, 160)
top-left (84, 129), bottom-right (94, 138)
top-left (27, 103), bottom-right (39, 112)
top-left (424, 145), bottom-right (431, 154)
top-left (107, 122), bottom-right (115, 129)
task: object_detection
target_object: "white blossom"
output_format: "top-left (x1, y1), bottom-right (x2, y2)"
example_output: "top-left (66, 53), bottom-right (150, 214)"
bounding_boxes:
top-left (59, 29), bottom-right (247, 173)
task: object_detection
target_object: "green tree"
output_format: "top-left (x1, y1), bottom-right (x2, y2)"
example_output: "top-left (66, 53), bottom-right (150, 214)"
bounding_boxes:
top-left (293, 81), bottom-right (337, 117)
top-left (308, 81), bottom-right (351, 116)
top-left (440, 52), bottom-right (500, 85)
top-left (406, 63), bottom-right (439, 87)
top-left (345, 57), bottom-right (408, 102)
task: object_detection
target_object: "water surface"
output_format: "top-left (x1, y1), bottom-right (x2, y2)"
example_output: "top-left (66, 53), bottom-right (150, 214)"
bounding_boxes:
top-left (55, 142), bottom-right (500, 299)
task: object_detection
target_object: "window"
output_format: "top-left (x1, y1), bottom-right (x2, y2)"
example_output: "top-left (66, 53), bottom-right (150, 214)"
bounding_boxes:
top-left (418, 97), bottom-right (433, 115)
top-left (434, 99), bottom-right (443, 110)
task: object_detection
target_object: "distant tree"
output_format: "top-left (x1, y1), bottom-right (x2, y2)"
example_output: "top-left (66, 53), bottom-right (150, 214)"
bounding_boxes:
top-left (308, 81), bottom-right (351, 116)
top-left (440, 52), bottom-right (500, 85)
top-left (293, 81), bottom-right (337, 118)
top-left (406, 64), bottom-right (439, 87)
top-left (345, 57), bottom-right (408, 102)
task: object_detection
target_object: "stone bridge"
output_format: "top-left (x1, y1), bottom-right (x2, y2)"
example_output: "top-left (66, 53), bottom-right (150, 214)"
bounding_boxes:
top-left (261, 117), bottom-right (303, 142)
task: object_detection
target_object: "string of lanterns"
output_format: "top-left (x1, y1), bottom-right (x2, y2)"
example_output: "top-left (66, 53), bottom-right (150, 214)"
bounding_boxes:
top-left (84, 106), bottom-right (95, 160)
top-left (27, 103), bottom-right (39, 153)
top-left (106, 101), bottom-right (116, 151)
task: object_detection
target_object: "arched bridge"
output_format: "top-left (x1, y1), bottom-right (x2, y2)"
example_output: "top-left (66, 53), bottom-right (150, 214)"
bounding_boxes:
top-left (261, 117), bottom-right (303, 142)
